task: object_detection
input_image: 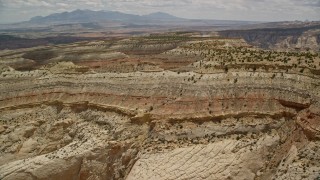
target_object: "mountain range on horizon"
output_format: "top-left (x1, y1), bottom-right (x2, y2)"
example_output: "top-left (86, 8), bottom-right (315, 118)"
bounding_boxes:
top-left (4, 9), bottom-right (318, 32)
top-left (0, 9), bottom-right (263, 30)
top-left (28, 9), bottom-right (183, 25)
top-left (2, 9), bottom-right (319, 28)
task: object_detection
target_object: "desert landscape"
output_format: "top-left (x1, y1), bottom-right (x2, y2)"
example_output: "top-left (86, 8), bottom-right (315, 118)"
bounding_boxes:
top-left (0, 4), bottom-right (319, 180)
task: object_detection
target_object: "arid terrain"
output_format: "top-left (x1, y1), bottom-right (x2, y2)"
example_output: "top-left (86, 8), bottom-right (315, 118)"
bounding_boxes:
top-left (0, 30), bottom-right (319, 180)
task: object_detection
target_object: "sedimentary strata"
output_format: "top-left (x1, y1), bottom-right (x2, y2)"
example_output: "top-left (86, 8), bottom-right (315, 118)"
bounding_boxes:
top-left (0, 36), bottom-right (319, 179)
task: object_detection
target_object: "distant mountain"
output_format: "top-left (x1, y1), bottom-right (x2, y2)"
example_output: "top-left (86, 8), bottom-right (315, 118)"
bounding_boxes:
top-left (0, 9), bottom-right (258, 31)
top-left (28, 9), bottom-right (182, 25)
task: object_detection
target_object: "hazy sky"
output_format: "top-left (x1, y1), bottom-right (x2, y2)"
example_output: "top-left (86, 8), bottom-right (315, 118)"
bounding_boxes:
top-left (0, 0), bottom-right (319, 24)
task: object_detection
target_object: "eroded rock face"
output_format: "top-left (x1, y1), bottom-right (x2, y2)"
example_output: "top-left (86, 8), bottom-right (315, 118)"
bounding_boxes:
top-left (128, 137), bottom-right (277, 180)
top-left (0, 37), bottom-right (319, 180)
top-left (297, 103), bottom-right (320, 140)
top-left (218, 23), bottom-right (320, 51)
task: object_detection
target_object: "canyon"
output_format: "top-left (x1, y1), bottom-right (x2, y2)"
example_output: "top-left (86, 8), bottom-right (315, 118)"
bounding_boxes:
top-left (0, 33), bottom-right (319, 180)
